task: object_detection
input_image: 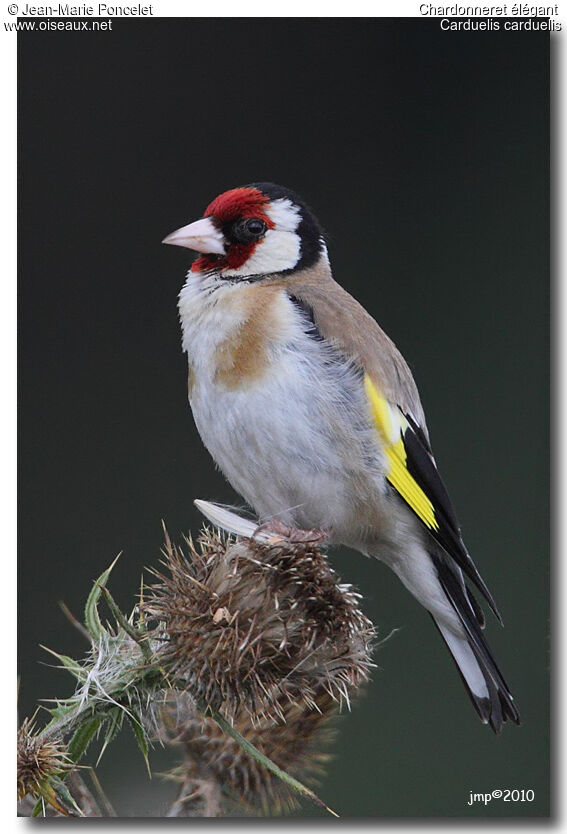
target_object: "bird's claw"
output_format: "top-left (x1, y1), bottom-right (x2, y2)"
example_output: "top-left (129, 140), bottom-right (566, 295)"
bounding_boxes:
top-left (253, 519), bottom-right (328, 544)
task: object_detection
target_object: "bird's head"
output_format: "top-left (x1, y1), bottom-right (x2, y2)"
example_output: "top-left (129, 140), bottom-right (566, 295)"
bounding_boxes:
top-left (162, 183), bottom-right (326, 281)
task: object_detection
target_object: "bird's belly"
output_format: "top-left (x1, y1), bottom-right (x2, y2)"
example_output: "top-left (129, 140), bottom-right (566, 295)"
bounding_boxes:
top-left (189, 357), bottom-right (384, 535)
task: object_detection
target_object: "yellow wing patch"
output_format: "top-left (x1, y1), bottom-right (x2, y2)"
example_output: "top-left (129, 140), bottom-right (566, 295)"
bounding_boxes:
top-left (364, 375), bottom-right (439, 531)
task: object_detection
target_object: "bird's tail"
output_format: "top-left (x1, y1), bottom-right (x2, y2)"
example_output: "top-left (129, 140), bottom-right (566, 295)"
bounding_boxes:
top-left (430, 552), bottom-right (520, 733)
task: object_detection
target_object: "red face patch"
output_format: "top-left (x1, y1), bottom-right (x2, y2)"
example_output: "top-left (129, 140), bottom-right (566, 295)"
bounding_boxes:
top-left (191, 187), bottom-right (275, 273)
top-left (204, 187), bottom-right (273, 226)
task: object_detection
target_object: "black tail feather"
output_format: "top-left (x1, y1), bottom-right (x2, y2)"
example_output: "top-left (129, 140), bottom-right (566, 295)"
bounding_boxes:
top-left (430, 552), bottom-right (520, 733)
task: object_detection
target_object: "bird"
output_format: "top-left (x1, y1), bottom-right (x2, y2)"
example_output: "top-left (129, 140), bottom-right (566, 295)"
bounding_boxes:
top-left (162, 182), bottom-right (520, 733)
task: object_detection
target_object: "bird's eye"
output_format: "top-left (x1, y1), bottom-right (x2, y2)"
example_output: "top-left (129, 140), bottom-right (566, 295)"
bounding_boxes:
top-left (245, 218), bottom-right (266, 236)
top-left (230, 217), bottom-right (268, 243)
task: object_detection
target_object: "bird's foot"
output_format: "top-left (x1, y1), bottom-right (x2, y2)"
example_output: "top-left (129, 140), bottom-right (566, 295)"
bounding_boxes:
top-left (253, 519), bottom-right (329, 545)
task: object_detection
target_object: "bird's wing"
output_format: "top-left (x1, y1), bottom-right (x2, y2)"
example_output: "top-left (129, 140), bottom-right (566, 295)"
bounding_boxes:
top-left (363, 373), bottom-right (501, 622)
top-left (281, 268), bottom-right (428, 426)
top-left (282, 271), bottom-right (500, 622)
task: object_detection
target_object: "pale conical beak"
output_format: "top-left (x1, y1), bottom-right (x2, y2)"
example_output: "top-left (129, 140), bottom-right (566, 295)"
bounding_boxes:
top-left (162, 217), bottom-right (225, 254)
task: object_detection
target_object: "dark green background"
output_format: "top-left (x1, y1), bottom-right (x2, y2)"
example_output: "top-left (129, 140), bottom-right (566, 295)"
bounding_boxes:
top-left (18, 19), bottom-right (550, 817)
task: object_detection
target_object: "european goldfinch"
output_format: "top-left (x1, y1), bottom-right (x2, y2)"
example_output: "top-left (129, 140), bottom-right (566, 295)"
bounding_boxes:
top-left (163, 183), bottom-right (520, 733)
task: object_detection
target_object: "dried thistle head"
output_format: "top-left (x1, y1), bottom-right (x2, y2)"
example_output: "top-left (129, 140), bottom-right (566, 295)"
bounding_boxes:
top-left (145, 528), bottom-right (375, 724)
top-left (17, 718), bottom-right (70, 803)
top-left (161, 688), bottom-right (337, 817)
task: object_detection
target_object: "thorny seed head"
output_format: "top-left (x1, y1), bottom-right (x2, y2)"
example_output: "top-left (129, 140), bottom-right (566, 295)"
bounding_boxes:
top-left (17, 718), bottom-right (70, 801)
top-left (160, 689), bottom-right (338, 817)
top-left (144, 528), bottom-right (376, 724)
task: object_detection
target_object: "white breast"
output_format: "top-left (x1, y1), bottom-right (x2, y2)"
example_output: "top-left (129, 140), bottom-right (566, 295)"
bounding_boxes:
top-left (178, 274), bottom-right (385, 535)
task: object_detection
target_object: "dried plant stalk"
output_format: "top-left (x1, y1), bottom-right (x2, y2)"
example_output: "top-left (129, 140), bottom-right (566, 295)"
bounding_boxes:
top-left (17, 717), bottom-right (71, 806)
top-left (161, 689), bottom-right (338, 817)
top-left (145, 527), bottom-right (375, 724)
top-left (18, 514), bottom-right (377, 818)
top-left (146, 524), bottom-right (376, 816)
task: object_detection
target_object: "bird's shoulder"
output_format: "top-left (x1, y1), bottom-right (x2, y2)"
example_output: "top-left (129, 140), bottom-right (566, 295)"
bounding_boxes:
top-left (275, 261), bottom-right (427, 431)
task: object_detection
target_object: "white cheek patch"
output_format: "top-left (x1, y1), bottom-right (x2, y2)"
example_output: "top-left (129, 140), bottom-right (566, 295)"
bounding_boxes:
top-left (222, 198), bottom-right (302, 278)
top-left (221, 229), bottom-right (301, 277)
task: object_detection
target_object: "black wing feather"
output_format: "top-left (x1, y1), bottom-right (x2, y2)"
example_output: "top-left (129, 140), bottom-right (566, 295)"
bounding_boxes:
top-left (401, 412), bottom-right (503, 625)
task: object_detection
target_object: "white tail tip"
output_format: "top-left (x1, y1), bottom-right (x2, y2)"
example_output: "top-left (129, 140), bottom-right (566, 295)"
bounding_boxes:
top-left (193, 500), bottom-right (275, 542)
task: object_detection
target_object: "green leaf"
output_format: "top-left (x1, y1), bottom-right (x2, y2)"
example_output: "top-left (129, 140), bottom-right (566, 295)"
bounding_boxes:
top-left (67, 716), bottom-right (101, 764)
top-left (42, 700), bottom-right (78, 734)
top-left (40, 646), bottom-right (87, 682)
top-left (126, 710), bottom-right (151, 776)
top-left (51, 777), bottom-right (83, 816)
top-left (96, 708), bottom-right (124, 765)
top-left (46, 702), bottom-right (74, 721)
top-left (99, 585), bottom-right (152, 663)
top-left (31, 797), bottom-right (43, 817)
top-left (84, 554), bottom-right (121, 641)
top-left (34, 779), bottom-right (72, 816)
